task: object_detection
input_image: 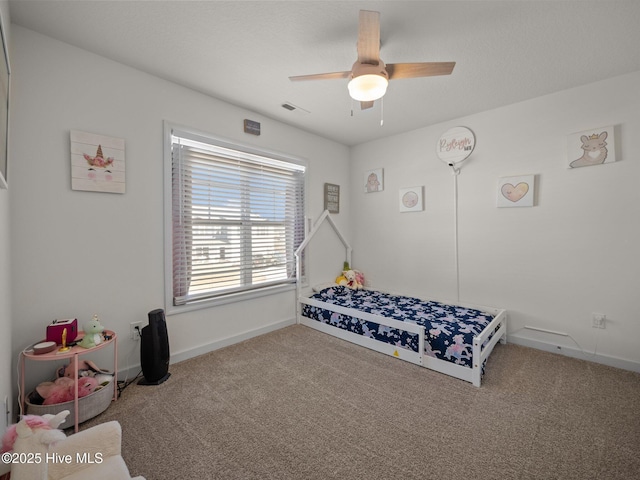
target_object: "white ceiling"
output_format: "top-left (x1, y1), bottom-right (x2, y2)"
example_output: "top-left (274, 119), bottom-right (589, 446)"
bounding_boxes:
top-left (8, 1), bottom-right (640, 146)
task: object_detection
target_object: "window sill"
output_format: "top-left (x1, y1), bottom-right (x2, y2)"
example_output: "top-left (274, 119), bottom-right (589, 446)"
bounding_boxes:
top-left (165, 283), bottom-right (297, 315)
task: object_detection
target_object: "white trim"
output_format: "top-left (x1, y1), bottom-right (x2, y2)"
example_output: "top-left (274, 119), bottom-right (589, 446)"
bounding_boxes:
top-left (170, 317), bottom-right (296, 365)
top-left (117, 363), bottom-right (143, 382)
top-left (169, 122), bottom-right (307, 170)
top-left (117, 318), bottom-right (296, 379)
top-left (163, 121), bottom-right (307, 314)
top-left (166, 283), bottom-right (296, 316)
top-left (163, 121), bottom-right (175, 312)
top-left (508, 333), bottom-right (640, 373)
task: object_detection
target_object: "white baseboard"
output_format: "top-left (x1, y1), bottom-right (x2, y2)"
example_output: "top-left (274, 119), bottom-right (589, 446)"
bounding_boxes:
top-left (507, 333), bottom-right (640, 373)
top-left (118, 322), bottom-right (639, 379)
top-left (117, 364), bottom-right (142, 383)
top-left (116, 318), bottom-right (296, 381)
top-left (170, 318), bottom-right (296, 365)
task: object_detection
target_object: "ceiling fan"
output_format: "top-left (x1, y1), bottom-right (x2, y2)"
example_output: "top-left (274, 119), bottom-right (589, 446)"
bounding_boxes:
top-left (289, 10), bottom-right (456, 110)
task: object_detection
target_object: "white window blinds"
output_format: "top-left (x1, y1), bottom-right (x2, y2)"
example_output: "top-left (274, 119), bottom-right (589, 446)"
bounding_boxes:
top-left (170, 129), bottom-right (305, 306)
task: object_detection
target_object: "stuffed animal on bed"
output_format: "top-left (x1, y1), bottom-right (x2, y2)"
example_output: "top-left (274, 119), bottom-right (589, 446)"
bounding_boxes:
top-left (335, 261), bottom-right (350, 285)
top-left (337, 269), bottom-right (364, 290)
top-left (354, 270), bottom-right (365, 288)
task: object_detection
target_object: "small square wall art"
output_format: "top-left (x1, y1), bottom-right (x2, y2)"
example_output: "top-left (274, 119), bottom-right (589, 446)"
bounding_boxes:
top-left (399, 187), bottom-right (424, 212)
top-left (567, 125), bottom-right (615, 169)
top-left (71, 130), bottom-right (126, 194)
top-left (497, 175), bottom-right (534, 208)
top-left (364, 168), bottom-right (383, 193)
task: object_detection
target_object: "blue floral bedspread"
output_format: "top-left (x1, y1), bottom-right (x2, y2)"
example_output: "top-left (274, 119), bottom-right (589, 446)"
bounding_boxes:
top-left (301, 286), bottom-right (495, 369)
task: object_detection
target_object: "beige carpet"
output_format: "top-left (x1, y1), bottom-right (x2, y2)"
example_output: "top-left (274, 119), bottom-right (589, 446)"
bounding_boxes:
top-left (82, 325), bottom-right (640, 479)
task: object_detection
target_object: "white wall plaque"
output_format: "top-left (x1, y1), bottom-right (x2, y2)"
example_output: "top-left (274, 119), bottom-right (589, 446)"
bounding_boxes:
top-left (436, 126), bottom-right (475, 166)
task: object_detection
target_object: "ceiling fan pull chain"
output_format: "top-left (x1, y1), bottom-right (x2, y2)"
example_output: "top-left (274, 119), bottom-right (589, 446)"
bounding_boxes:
top-left (380, 97), bottom-right (384, 126)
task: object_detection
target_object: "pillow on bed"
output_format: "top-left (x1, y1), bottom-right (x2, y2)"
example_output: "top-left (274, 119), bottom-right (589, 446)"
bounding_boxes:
top-left (312, 282), bottom-right (338, 293)
top-left (316, 285), bottom-right (354, 298)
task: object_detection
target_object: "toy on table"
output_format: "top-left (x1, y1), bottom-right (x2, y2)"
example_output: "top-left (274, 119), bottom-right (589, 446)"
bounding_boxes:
top-left (58, 327), bottom-right (71, 353)
top-left (77, 315), bottom-right (104, 349)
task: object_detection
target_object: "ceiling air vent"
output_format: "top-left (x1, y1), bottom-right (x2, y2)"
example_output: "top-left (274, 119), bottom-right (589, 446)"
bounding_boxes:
top-left (281, 102), bottom-right (310, 115)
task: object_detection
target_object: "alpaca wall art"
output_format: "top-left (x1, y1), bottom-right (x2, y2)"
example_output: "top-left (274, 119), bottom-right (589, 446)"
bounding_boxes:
top-left (567, 126), bottom-right (616, 169)
top-left (70, 130), bottom-right (126, 193)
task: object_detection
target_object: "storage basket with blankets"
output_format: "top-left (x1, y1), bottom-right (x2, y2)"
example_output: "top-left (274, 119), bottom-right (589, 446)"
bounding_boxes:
top-left (26, 377), bottom-right (113, 430)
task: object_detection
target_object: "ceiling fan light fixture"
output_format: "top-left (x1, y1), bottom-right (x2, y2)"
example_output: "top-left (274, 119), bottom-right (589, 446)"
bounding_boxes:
top-left (348, 62), bottom-right (389, 102)
top-left (348, 74), bottom-right (388, 101)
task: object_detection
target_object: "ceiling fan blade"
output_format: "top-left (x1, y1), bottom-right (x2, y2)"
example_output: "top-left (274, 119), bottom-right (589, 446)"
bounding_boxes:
top-left (357, 10), bottom-right (381, 64)
top-left (386, 62), bottom-right (456, 80)
top-left (289, 71), bottom-right (351, 81)
top-left (360, 101), bottom-right (374, 110)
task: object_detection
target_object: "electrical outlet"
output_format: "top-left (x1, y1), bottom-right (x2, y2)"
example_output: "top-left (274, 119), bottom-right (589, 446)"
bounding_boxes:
top-left (130, 321), bottom-right (144, 340)
top-left (592, 313), bottom-right (606, 329)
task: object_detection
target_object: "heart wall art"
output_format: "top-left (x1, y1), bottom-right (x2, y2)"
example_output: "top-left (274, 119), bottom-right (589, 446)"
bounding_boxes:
top-left (497, 175), bottom-right (535, 208)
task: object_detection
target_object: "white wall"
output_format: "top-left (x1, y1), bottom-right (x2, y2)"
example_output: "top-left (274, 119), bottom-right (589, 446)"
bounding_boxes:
top-left (0, 0), bottom-right (11, 433)
top-left (350, 70), bottom-right (640, 371)
top-left (9, 25), bottom-right (350, 393)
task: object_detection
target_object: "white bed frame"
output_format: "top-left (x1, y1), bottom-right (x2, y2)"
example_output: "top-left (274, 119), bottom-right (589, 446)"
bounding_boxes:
top-left (295, 210), bottom-right (507, 387)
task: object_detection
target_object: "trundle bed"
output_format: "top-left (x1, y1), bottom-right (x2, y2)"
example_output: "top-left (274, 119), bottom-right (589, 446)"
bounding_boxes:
top-left (295, 211), bottom-right (507, 387)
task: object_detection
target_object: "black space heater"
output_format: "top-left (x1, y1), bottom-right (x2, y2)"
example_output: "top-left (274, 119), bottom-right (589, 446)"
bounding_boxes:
top-left (138, 308), bottom-right (171, 385)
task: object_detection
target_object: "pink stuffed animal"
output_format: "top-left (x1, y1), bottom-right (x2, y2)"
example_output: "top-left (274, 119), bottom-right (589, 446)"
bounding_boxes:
top-left (1, 410), bottom-right (69, 480)
top-left (56, 358), bottom-right (112, 379)
top-left (1, 410), bottom-right (69, 454)
top-left (2, 416), bottom-right (53, 454)
top-left (36, 376), bottom-right (98, 405)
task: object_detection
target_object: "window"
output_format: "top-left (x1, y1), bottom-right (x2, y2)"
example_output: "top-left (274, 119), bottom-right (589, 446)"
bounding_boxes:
top-left (165, 124), bottom-right (306, 310)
